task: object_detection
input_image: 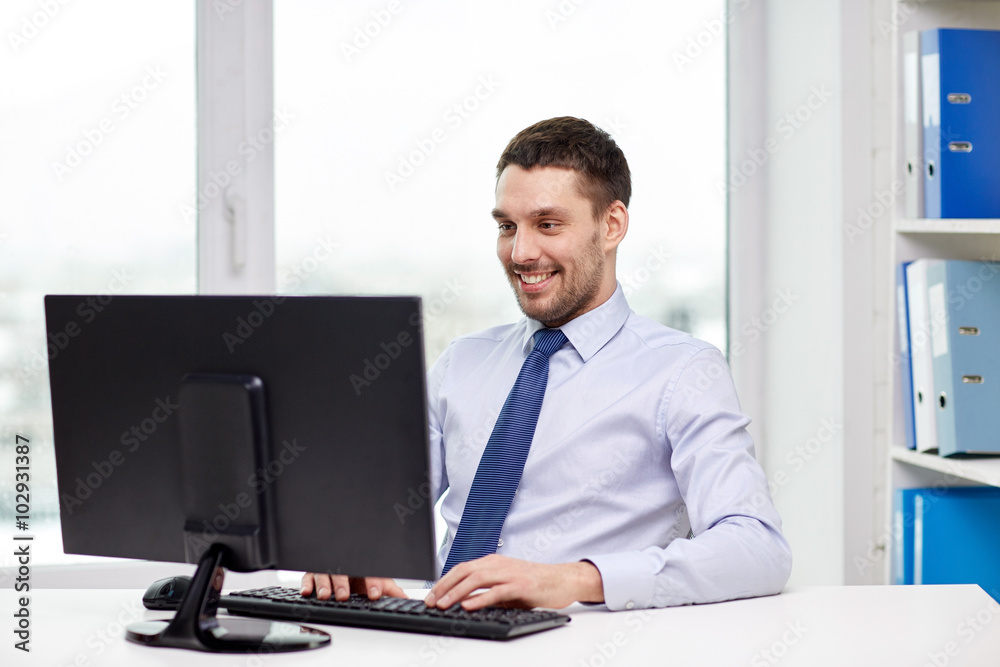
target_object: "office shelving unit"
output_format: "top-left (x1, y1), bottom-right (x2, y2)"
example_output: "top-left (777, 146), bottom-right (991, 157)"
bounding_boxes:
top-left (884, 1), bottom-right (1000, 583)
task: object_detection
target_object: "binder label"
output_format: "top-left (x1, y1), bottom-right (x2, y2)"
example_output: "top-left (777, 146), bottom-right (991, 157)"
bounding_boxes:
top-left (896, 284), bottom-right (909, 353)
top-left (922, 53), bottom-right (940, 129)
top-left (904, 52), bottom-right (919, 123)
top-left (928, 282), bottom-right (948, 358)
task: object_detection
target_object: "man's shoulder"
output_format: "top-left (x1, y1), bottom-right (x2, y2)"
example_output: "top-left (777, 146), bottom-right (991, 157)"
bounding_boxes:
top-left (433, 321), bottom-right (524, 367)
top-left (620, 310), bottom-right (722, 358)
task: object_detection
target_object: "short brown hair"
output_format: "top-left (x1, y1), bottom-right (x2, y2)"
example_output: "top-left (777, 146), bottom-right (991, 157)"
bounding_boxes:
top-left (496, 116), bottom-right (631, 218)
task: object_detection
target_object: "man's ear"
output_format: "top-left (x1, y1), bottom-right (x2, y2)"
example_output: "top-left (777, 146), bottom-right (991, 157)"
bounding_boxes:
top-left (603, 201), bottom-right (629, 251)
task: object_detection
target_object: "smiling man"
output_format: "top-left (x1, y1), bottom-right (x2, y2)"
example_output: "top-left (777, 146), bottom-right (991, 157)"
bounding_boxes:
top-left (303, 116), bottom-right (791, 611)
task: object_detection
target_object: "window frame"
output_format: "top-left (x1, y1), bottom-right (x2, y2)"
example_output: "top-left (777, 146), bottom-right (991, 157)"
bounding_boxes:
top-left (196, 0), bottom-right (275, 294)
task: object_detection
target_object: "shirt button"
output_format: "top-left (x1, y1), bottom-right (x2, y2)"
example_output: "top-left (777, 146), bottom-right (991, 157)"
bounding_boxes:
top-left (625, 601), bottom-right (635, 610)
top-left (497, 538), bottom-right (504, 548)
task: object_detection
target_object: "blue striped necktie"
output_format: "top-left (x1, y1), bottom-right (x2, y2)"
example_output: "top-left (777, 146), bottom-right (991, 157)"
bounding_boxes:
top-left (441, 328), bottom-right (568, 576)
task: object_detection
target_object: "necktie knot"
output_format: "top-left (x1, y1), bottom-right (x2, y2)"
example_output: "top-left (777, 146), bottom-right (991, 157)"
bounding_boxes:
top-left (532, 328), bottom-right (567, 359)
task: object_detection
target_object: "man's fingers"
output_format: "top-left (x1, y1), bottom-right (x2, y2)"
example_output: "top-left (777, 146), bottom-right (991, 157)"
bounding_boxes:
top-left (430, 565), bottom-right (494, 609)
top-left (458, 584), bottom-right (525, 611)
top-left (329, 575), bottom-right (351, 600)
top-left (303, 572), bottom-right (331, 599)
top-left (426, 561), bottom-right (473, 606)
top-left (301, 573), bottom-right (351, 600)
top-left (380, 577), bottom-right (408, 599)
top-left (303, 574), bottom-right (403, 601)
top-left (300, 572), bottom-right (315, 596)
top-left (352, 576), bottom-right (403, 599)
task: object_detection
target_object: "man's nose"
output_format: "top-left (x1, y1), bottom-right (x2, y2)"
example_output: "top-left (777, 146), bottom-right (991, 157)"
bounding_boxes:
top-left (510, 228), bottom-right (540, 264)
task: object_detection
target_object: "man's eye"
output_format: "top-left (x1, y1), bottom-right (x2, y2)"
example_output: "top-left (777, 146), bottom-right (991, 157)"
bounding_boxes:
top-left (498, 223), bottom-right (515, 233)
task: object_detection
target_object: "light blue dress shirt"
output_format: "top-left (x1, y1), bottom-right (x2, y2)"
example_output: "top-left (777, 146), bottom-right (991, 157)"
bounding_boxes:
top-left (427, 284), bottom-right (792, 611)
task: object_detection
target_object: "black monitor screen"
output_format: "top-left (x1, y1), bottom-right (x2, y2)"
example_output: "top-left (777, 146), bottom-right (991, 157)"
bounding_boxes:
top-left (45, 295), bottom-right (436, 581)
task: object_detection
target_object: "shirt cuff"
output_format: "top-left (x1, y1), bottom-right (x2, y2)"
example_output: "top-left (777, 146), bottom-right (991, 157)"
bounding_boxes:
top-left (582, 552), bottom-right (657, 611)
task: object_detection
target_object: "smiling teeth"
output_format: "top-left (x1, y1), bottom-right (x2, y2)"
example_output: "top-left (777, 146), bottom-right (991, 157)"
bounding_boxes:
top-left (521, 273), bottom-right (553, 285)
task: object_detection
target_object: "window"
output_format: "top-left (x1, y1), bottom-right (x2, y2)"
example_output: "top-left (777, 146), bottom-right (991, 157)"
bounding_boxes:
top-left (2, 0), bottom-right (726, 573)
top-left (273, 1), bottom-right (727, 362)
top-left (0, 0), bottom-right (196, 565)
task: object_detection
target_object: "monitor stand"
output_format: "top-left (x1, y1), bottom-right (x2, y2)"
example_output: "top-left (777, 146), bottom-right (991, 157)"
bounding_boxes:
top-left (126, 543), bottom-right (330, 652)
top-left (126, 374), bottom-right (329, 652)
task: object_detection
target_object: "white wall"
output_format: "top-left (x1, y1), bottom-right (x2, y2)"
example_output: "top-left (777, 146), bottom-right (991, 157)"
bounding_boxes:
top-left (729, 0), bottom-right (881, 586)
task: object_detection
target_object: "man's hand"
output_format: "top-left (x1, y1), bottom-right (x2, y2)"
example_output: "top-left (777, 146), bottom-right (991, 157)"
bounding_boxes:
top-left (300, 572), bottom-right (406, 601)
top-left (424, 554), bottom-right (604, 610)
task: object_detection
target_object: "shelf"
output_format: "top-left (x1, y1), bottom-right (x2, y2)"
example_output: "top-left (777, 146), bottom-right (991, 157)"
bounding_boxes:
top-left (895, 219), bottom-right (1000, 234)
top-left (891, 447), bottom-right (1000, 487)
top-left (883, 0), bottom-right (1000, 586)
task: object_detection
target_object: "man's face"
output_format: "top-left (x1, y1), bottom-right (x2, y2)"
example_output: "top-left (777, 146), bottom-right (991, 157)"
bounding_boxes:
top-left (492, 165), bottom-right (614, 327)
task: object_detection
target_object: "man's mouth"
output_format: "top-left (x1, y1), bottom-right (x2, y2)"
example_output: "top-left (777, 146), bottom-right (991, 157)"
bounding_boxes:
top-left (519, 272), bottom-right (555, 285)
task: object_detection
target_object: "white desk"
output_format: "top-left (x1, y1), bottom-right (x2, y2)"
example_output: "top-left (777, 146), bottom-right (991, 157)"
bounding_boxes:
top-left (3, 585), bottom-right (1000, 666)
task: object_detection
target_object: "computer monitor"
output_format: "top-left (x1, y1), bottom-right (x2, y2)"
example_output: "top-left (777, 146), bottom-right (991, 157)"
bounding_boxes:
top-left (44, 295), bottom-right (437, 652)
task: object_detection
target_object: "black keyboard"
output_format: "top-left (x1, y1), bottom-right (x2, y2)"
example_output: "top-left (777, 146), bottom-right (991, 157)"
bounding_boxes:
top-left (220, 586), bottom-right (571, 640)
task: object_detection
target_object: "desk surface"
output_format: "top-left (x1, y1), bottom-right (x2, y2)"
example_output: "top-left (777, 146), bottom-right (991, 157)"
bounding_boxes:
top-left (3, 585), bottom-right (1000, 666)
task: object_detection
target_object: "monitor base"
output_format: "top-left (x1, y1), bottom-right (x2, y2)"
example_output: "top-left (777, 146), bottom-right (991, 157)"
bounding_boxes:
top-left (126, 544), bottom-right (330, 653)
top-left (126, 617), bottom-right (330, 652)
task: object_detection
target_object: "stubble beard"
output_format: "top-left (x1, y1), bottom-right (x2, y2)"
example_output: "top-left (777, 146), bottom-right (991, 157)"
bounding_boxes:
top-left (505, 231), bottom-right (606, 327)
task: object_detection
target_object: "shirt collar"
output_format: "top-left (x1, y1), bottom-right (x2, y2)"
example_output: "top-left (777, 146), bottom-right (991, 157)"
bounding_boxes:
top-left (520, 282), bottom-right (630, 361)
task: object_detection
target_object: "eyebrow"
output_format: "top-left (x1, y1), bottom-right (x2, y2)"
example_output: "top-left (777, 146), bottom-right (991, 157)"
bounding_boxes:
top-left (491, 206), bottom-right (572, 221)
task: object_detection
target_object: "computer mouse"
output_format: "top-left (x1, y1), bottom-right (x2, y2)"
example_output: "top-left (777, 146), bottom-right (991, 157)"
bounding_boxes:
top-left (142, 575), bottom-right (192, 610)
